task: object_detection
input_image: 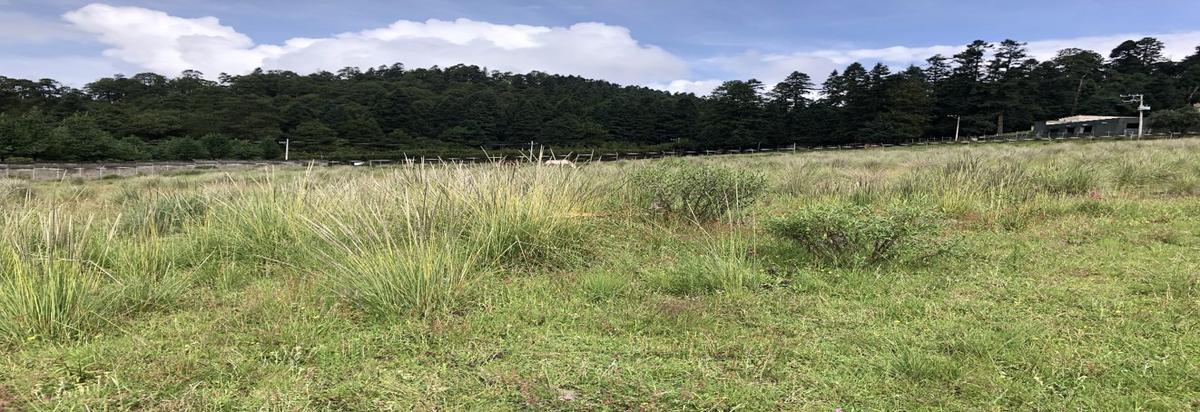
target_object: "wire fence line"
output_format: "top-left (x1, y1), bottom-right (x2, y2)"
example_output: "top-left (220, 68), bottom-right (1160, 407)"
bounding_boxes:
top-left (3, 131), bottom-right (1197, 181)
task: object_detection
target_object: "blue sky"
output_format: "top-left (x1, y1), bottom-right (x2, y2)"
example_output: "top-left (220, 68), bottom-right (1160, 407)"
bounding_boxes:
top-left (3, 0), bottom-right (1200, 92)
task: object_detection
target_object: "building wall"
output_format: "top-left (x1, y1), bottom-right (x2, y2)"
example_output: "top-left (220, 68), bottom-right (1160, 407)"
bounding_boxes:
top-left (1034, 117), bottom-right (1143, 137)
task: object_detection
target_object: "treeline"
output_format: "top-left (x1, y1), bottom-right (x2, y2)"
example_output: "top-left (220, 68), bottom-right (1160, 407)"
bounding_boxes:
top-left (2, 37), bottom-right (1200, 162)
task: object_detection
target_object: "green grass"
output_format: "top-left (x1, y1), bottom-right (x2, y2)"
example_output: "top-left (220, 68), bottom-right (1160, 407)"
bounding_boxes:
top-left (1, 140), bottom-right (1199, 410)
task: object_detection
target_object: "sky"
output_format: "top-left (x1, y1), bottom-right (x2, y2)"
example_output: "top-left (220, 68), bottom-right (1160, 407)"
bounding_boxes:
top-left (2, 0), bottom-right (1200, 94)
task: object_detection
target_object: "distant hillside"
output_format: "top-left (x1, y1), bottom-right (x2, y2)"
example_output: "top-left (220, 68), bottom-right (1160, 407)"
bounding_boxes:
top-left (2, 37), bottom-right (1200, 161)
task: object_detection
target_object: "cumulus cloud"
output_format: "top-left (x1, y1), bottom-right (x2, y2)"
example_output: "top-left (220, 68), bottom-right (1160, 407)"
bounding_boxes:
top-left (60, 3), bottom-right (689, 85)
top-left (647, 79), bottom-right (727, 95)
top-left (63, 4), bottom-right (262, 76)
top-left (1024, 31), bottom-right (1200, 61)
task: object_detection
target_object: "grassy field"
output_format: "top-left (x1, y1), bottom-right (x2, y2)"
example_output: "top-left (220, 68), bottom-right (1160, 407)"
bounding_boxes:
top-left (1, 139), bottom-right (1198, 410)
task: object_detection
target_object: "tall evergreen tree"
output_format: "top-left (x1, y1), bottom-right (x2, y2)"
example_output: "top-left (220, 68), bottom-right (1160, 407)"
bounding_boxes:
top-left (701, 79), bottom-right (767, 148)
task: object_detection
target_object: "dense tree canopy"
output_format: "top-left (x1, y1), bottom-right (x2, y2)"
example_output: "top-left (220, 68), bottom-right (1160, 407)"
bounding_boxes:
top-left (2, 37), bottom-right (1199, 161)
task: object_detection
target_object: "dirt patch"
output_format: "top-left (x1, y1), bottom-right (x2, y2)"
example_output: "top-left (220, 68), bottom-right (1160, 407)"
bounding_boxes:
top-left (656, 297), bottom-right (702, 318)
top-left (0, 385), bottom-right (20, 411)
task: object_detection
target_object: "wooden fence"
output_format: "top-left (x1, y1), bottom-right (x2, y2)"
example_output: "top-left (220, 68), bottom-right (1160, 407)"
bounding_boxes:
top-left (3, 131), bottom-right (1197, 181)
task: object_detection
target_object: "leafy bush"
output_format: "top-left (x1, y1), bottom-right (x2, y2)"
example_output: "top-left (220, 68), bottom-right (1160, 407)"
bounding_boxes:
top-left (629, 160), bottom-right (767, 221)
top-left (765, 203), bottom-right (939, 267)
top-left (157, 137), bottom-right (210, 161)
top-left (1149, 106), bottom-right (1200, 133)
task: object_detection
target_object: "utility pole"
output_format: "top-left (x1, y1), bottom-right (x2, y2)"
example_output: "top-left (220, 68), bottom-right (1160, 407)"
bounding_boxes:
top-left (949, 115), bottom-right (962, 142)
top-left (1121, 94), bottom-right (1150, 139)
top-left (279, 138), bottom-right (290, 161)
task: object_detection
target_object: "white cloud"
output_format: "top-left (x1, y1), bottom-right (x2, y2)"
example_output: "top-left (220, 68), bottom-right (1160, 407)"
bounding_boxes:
top-left (646, 79), bottom-right (725, 95)
top-left (60, 3), bottom-right (688, 85)
top-left (1024, 32), bottom-right (1200, 61)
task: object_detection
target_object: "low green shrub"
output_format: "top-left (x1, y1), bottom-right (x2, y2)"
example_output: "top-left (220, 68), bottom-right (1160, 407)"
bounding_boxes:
top-left (629, 160), bottom-right (767, 221)
top-left (765, 202), bottom-right (940, 267)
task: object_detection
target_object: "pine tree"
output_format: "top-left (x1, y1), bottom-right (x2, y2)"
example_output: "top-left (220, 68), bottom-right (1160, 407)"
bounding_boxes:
top-left (768, 71), bottom-right (815, 111)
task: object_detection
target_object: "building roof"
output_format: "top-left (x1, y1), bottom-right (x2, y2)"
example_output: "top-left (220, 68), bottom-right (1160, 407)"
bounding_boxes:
top-left (1045, 115), bottom-right (1124, 125)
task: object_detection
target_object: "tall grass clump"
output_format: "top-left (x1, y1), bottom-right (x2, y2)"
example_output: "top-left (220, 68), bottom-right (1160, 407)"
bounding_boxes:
top-left (0, 212), bottom-right (108, 344)
top-left (302, 163), bottom-right (600, 316)
top-left (772, 162), bottom-right (843, 197)
top-left (765, 202), bottom-right (941, 267)
top-left (462, 166), bottom-right (597, 267)
top-left (313, 229), bottom-right (483, 319)
top-left (120, 191), bottom-right (209, 234)
top-left (0, 178), bottom-right (35, 204)
top-left (900, 154), bottom-right (1036, 209)
top-left (197, 174), bottom-right (313, 264)
top-left (628, 160), bottom-right (767, 221)
top-left (1112, 154), bottom-right (1173, 189)
top-left (940, 155), bottom-right (1032, 194)
top-left (0, 210), bottom-right (192, 345)
top-left (95, 236), bottom-right (189, 315)
top-left (307, 199), bottom-right (484, 318)
top-left (1035, 161), bottom-right (1098, 195)
top-left (356, 164), bottom-right (597, 269)
top-left (649, 237), bottom-right (764, 296)
top-left (1161, 161), bottom-right (1200, 196)
top-left (579, 271), bottom-right (627, 301)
